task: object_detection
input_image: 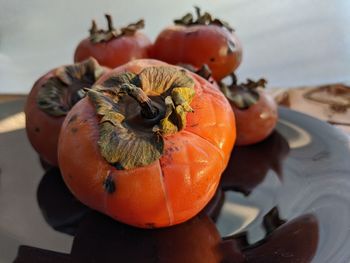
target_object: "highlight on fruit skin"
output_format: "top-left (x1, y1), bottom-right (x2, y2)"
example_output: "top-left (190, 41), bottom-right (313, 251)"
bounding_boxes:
top-left (25, 58), bottom-right (107, 166)
top-left (58, 59), bottom-right (236, 228)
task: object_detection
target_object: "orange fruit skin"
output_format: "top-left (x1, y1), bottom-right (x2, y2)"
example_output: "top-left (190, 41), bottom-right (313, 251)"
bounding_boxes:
top-left (58, 59), bottom-right (236, 228)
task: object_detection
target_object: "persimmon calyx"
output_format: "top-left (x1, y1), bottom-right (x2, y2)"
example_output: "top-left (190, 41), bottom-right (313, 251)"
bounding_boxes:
top-left (178, 63), bottom-right (212, 81)
top-left (36, 57), bottom-right (105, 117)
top-left (174, 6), bottom-right (234, 32)
top-left (220, 73), bottom-right (267, 110)
top-left (89, 14), bottom-right (144, 43)
top-left (87, 66), bottom-right (195, 170)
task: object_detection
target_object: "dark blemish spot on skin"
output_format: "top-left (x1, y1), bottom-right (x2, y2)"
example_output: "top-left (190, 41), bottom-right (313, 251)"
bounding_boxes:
top-left (227, 40), bottom-right (235, 55)
top-left (68, 114), bottom-right (78, 124)
top-left (185, 30), bottom-right (199, 36)
top-left (210, 57), bottom-right (215, 62)
top-left (103, 174), bottom-right (116, 194)
top-left (114, 162), bottom-right (124, 170)
top-left (68, 174), bottom-right (73, 179)
top-left (34, 127), bottom-right (40, 133)
top-left (71, 127), bottom-right (78, 133)
top-left (83, 119), bottom-right (88, 123)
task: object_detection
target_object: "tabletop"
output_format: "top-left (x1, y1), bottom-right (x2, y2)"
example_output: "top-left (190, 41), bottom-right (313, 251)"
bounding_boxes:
top-left (1, 97), bottom-right (350, 263)
top-left (0, 85), bottom-right (350, 263)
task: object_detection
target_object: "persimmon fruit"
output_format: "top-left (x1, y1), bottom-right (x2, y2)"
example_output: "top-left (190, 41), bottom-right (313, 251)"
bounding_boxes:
top-left (25, 58), bottom-right (106, 166)
top-left (220, 74), bottom-right (278, 145)
top-left (74, 14), bottom-right (152, 69)
top-left (152, 7), bottom-right (242, 81)
top-left (58, 59), bottom-right (236, 228)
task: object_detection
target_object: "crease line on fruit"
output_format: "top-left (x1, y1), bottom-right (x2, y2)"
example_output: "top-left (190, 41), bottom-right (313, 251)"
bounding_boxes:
top-left (158, 160), bottom-right (174, 225)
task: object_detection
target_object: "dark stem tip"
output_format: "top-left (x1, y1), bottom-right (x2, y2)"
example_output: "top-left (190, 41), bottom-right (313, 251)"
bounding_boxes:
top-left (105, 13), bottom-right (114, 31)
top-left (120, 83), bottom-right (159, 120)
top-left (90, 20), bottom-right (98, 34)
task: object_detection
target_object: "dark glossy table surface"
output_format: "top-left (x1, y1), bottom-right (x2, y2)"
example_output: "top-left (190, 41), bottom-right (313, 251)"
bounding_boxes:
top-left (1, 99), bottom-right (350, 263)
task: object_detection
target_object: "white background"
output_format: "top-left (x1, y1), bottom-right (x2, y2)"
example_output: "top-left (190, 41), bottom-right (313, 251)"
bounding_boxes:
top-left (1, 0), bottom-right (350, 94)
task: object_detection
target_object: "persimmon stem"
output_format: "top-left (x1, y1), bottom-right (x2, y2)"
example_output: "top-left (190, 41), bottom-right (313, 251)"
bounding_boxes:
top-left (195, 6), bottom-right (201, 19)
top-left (90, 20), bottom-right (98, 34)
top-left (120, 83), bottom-right (158, 119)
top-left (229, 73), bottom-right (238, 87)
top-left (105, 14), bottom-right (115, 31)
top-left (195, 64), bottom-right (212, 80)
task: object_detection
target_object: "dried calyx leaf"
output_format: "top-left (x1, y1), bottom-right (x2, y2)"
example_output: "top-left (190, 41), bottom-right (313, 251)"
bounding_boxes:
top-left (178, 63), bottom-right (212, 81)
top-left (37, 58), bottom-right (105, 117)
top-left (220, 73), bottom-right (267, 110)
top-left (174, 6), bottom-right (234, 32)
top-left (87, 66), bottom-right (195, 170)
top-left (89, 14), bottom-right (145, 43)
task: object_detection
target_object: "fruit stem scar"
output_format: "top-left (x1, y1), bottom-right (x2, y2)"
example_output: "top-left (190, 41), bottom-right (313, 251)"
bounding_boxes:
top-left (120, 83), bottom-right (159, 119)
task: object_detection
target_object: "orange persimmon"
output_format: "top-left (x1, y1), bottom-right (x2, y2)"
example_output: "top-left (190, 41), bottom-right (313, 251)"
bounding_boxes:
top-left (220, 74), bottom-right (278, 145)
top-left (74, 14), bottom-right (152, 69)
top-left (25, 58), bottom-right (107, 166)
top-left (58, 59), bottom-right (236, 228)
top-left (152, 7), bottom-right (242, 82)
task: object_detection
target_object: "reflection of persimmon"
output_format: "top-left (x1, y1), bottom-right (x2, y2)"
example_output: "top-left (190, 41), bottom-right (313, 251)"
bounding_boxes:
top-left (14, 213), bottom-right (246, 263)
top-left (221, 131), bottom-right (289, 195)
top-left (70, 213), bottom-right (244, 263)
top-left (244, 214), bottom-right (319, 263)
top-left (200, 188), bottom-right (225, 222)
top-left (37, 168), bottom-right (89, 235)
